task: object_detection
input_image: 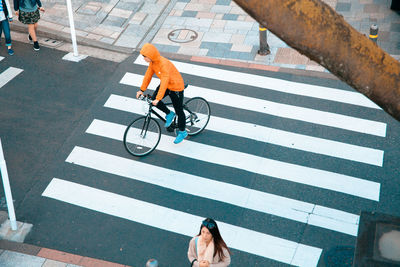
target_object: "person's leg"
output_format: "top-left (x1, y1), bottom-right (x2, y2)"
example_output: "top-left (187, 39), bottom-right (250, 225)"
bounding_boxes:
top-left (2, 20), bottom-right (12, 47)
top-left (0, 20), bottom-right (4, 39)
top-left (28, 24), bottom-right (37, 41)
top-left (169, 91), bottom-right (185, 131)
top-left (2, 20), bottom-right (13, 55)
top-left (151, 85), bottom-right (170, 114)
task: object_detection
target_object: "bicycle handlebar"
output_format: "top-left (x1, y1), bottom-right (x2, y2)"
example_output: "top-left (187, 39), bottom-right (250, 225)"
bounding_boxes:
top-left (138, 94), bottom-right (153, 104)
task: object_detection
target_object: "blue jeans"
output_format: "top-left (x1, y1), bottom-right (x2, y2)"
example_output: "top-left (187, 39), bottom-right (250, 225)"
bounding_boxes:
top-left (0, 19), bottom-right (12, 46)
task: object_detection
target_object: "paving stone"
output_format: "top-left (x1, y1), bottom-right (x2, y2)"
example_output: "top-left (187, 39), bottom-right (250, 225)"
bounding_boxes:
top-left (114, 35), bottom-right (142, 48)
top-left (0, 251), bottom-right (45, 267)
top-left (202, 31), bottom-right (232, 42)
top-left (231, 43), bottom-right (253, 52)
top-left (196, 12), bottom-right (215, 19)
top-left (154, 43), bottom-right (180, 53)
top-left (42, 259), bottom-right (68, 267)
top-left (100, 37), bottom-right (115, 44)
top-left (225, 20), bottom-right (254, 30)
top-left (124, 24), bottom-right (149, 36)
top-left (364, 3), bottom-right (381, 12)
top-left (210, 5), bottom-right (231, 13)
top-left (182, 10), bottom-right (198, 17)
top-left (390, 22), bottom-right (400, 32)
top-left (185, 17), bottom-right (213, 27)
top-left (216, 0), bottom-right (231, 5)
top-left (222, 14), bottom-right (238, 20)
top-left (102, 16), bottom-right (127, 27)
top-left (185, 3), bottom-right (213, 12)
top-left (336, 2), bottom-right (352, 11)
top-left (164, 16), bottom-right (186, 26)
top-left (274, 47), bottom-right (309, 65)
top-left (243, 34), bottom-right (259, 46)
top-left (175, 2), bottom-right (188, 9)
top-left (115, 1), bottom-right (140, 11)
top-left (109, 8), bottom-right (132, 18)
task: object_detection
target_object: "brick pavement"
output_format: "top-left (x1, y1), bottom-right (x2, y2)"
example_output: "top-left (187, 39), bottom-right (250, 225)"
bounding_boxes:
top-left (7, 0), bottom-right (400, 71)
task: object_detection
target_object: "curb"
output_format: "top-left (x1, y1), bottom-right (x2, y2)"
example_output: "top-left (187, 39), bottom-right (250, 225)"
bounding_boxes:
top-left (0, 239), bottom-right (131, 267)
top-left (11, 21), bottom-right (135, 54)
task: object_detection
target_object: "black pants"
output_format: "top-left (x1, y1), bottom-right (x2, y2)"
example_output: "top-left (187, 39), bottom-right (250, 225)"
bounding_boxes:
top-left (152, 85), bottom-right (185, 131)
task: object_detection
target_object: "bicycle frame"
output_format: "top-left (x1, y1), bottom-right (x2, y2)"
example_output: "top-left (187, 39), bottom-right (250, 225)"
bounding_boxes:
top-left (142, 96), bottom-right (182, 132)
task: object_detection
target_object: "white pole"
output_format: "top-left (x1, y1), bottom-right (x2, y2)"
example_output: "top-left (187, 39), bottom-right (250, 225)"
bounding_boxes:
top-left (65, 0), bottom-right (79, 56)
top-left (0, 138), bottom-right (17, 231)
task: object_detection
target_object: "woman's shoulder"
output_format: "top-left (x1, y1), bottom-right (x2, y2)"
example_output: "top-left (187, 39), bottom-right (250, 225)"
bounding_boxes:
top-left (189, 235), bottom-right (201, 246)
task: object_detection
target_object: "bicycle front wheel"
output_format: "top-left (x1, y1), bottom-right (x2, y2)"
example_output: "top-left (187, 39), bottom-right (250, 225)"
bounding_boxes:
top-left (183, 97), bottom-right (211, 136)
top-left (123, 117), bottom-right (161, 156)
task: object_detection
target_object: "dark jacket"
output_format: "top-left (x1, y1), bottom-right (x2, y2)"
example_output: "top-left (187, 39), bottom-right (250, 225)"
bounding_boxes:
top-left (13, 0), bottom-right (41, 11)
top-left (1, 0), bottom-right (12, 18)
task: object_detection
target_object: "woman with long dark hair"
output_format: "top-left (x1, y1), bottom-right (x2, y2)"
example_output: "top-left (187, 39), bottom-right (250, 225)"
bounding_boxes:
top-left (188, 218), bottom-right (231, 267)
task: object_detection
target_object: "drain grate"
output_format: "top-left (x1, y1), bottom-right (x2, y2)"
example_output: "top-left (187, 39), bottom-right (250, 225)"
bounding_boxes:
top-left (41, 38), bottom-right (63, 48)
top-left (168, 29), bottom-right (198, 43)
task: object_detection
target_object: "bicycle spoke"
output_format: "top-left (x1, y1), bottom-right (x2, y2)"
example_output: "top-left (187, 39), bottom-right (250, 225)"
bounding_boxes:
top-left (124, 117), bottom-right (161, 156)
top-left (182, 97), bottom-right (211, 136)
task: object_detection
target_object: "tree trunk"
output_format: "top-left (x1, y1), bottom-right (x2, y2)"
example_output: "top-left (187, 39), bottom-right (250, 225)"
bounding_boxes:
top-left (233, 0), bottom-right (400, 121)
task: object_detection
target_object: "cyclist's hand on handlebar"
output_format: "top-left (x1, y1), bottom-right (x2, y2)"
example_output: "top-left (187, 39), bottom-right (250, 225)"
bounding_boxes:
top-left (136, 90), bottom-right (144, 99)
top-left (152, 99), bottom-right (159, 106)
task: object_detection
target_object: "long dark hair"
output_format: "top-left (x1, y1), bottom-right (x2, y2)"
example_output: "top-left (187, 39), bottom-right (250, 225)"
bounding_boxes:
top-left (198, 218), bottom-right (231, 259)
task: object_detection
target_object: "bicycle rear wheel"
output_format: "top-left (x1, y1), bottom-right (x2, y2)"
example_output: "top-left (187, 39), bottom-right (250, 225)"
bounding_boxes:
top-left (123, 117), bottom-right (161, 156)
top-left (183, 97), bottom-right (211, 136)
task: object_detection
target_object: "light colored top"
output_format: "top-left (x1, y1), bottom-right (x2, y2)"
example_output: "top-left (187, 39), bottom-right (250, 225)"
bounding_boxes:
top-left (187, 236), bottom-right (231, 267)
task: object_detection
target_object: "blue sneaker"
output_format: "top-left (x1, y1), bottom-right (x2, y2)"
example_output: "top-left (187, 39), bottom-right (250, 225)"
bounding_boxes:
top-left (7, 48), bottom-right (14, 56)
top-left (165, 111), bottom-right (175, 127)
top-left (174, 130), bottom-right (188, 144)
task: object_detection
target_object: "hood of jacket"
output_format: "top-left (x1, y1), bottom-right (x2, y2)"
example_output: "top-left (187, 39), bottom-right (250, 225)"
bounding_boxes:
top-left (140, 43), bottom-right (161, 62)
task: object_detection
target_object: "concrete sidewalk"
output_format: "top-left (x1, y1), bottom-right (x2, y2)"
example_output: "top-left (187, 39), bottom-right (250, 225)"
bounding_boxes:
top-left (7, 0), bottom-right (400, 71)
top-left (1, 0), bottom-right (400, 266)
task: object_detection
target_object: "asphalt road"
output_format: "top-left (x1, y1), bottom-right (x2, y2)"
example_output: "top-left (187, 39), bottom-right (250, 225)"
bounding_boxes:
top-left (1, 41), bottom-right (399, 266)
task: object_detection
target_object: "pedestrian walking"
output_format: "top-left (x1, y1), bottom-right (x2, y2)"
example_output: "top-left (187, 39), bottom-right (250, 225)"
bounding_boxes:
top-left (13, 0), bottom-right (44, 51)
top-left (188, 218), bottom-right (231, 267)
top-left (0, 0), bottom-right (14, 55)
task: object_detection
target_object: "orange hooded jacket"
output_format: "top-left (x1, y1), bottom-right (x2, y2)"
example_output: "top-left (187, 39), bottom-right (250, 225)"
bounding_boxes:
top-left (140, 43), bottom-right (185, 101)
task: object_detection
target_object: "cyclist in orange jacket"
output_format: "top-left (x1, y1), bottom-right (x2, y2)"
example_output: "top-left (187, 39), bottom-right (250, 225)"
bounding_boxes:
top-left (136, 43), bottom-right (187, 144)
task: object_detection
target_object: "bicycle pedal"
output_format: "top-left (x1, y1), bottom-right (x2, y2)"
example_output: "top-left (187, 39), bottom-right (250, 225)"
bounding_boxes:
top-left (166, 125), bottom-right (175, 132)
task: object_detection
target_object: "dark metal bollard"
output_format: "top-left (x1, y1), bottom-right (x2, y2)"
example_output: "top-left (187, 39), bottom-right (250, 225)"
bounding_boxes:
top-left (391, 0), bottom-right (400, 10)
top-left (369, 24), bottom-right (378, 43)
top-left (258, 25), bottom-right (270, 55)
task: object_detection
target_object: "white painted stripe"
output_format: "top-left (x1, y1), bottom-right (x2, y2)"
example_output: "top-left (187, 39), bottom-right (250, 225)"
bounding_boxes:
top-left (134, 56), bottom-right (380, 109)
top-left (67, 145), bottom-right (360, 236)
top-left (105, 94), bottom-right (384, 166)
top-left (0, 56), bottom-right (4, 61)
top-left (120, 72), bottom-right (387, 137)
top-left (43, 178), bottom-right (322, 266)
top-left (0, 67), bottom-right (23, 88)
top-left (86, 119), bottom-right (380, 201)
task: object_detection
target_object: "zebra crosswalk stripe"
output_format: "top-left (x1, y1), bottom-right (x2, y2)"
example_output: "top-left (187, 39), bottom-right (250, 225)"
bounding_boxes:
top-left (0, 67), bottom-right (23, 88)
top-left (105, 94), bottom-right (384, 166)
top-left (41, 58), bottom-right (388, 266)
top-left (134, 56), bottom-right (379, 109)
top-left (85, 118), bottom-right (380, 201)
top-left (43, 178), bottom-right (323, 266)
top-left (66, 144), bottom-right (360, 236)
top-left (120, 72), bottom-right (387, 137)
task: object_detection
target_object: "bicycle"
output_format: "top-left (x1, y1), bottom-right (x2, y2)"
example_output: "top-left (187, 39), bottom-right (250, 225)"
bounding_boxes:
top-left (123, 85), bottom-right (211, 156)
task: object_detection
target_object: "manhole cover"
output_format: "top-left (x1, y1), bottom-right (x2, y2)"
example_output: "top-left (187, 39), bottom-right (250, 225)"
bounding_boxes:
top-left (168, 29), bottom-right (198, 43)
